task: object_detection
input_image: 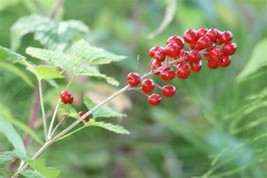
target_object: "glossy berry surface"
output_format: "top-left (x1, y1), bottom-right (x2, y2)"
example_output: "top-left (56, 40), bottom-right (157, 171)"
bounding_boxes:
top-left (141, 79), bottom-right (155, 94)
top-left (222, 43), bottom-right (237, 55)
top-left (162, 85), bottom-right (176, 97)
top-left (183, 29), bottom-right (198, 44)
top-left (166, 36), bottom-right (184, 49)
top-left (79, 111), bottom-right (90, 122)
top-left (160, 67), bottom-right (175, 81)
top-left (148, 93), bottom-right (162, 106)
top-left (60, 90), bottom-right (74, 104)
top-left (165, 43), bottom-right (180, 58)
top-left (127, 72), bottom-right (140, 87)
top-left (177, 63), bottom-right (190, 79)
top-left (190, 61), bottom-right (202, 72)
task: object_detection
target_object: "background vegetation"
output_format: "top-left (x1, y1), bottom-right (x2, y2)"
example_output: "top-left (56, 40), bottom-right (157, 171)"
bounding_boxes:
top-left (1, 0), bottom-right (267, 177)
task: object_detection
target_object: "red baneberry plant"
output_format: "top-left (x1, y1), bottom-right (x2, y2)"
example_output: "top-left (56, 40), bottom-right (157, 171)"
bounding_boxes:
top-left (0, 27), bottom-right (237, 177)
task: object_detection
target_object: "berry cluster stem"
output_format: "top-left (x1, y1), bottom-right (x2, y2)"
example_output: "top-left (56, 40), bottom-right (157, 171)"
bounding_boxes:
top-left (38, 80), bottom-right (48, 141)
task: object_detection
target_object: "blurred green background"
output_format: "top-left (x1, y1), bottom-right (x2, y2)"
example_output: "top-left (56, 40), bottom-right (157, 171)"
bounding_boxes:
top-left (1, 0), bottom-right (267, 177)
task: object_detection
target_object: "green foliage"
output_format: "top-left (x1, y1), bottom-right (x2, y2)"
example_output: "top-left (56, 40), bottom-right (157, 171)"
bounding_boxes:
top-left (237, 38), bottom-right (267, 81)
top-left (23, 159), bottom-right (60, 178)
top-left (0, 116), bottom-right (26, 156)
top-left (84, 97), bottom-right (126, 119)
top-left (26, 39), bottom-right (125, 85)
top-left (27, 65), bottom-right (64, 80)
top-left (11, 14), bottom-right (89, 51)
top-left (0, 45), bottom-right (25, 63)
top-left (58, 103), bottom-right (78, 118)
top-left (0, 153), bottom-right (13, 165)
top-left (0, 103), bottom-right (43, 144)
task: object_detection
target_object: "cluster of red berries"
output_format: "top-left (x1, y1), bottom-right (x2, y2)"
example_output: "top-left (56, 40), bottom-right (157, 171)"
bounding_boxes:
top-left (60, 90), bottom-right (90, 122)
top-left (127, 28), bottom-right (237, 106)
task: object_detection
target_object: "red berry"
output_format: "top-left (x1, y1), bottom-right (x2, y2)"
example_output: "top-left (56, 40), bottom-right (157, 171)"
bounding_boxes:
top-left (148, 93), bottom-right (162, 106)
top-left (149, 46), bottom-right (165, 57)
top-left (162, 85), bottom-right (176, 97)
top-left (60, 90), bottom-right (74, 104)
top-left (196, 35), bottom-right (211, 49)
top-left (197, 28), bottom-right (208, 38)
top-left (208, 47), bottom-right (222, 62)
top-left (127, 72), bottom-right (140, 87)
top-left (79, 111), bottom-right (90, 122)
top-left (189, 43), bottom-right (197, 50)
top-left (190, 61), bottom-right (202, 72)
top-left (183, 29), bottom-right (198, 44)
top-left (222, 42), bottom-right (237, 55)
top-left (206, 28), bottom-right (220, 42)
top-left (207, 60), bottom-right (219, 69)
top-left (220, 31), bottom-right (233, 44)
top-left (218, 55), bottom-right (231, 67)
top-left (160, 67), bottom-right (175, 81)
top-left (141, 79), bottom-right (155, 94)
top-left (151, 59), bottom-right (162, 74)
top-left (166, 36), bottom-right (184, 49)
top-left (187, 50), bottom-right (201, 63)
top-left (154, 50), bottom-right (166, 62)
top-left (177, 63), bottom-right (190, 79)
top-left (165, 43), bottom-right (180, 58)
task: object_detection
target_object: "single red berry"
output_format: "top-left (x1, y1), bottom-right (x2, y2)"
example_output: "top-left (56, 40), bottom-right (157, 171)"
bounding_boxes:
top-left (165, 43), bottom-right (180, 58)
top-left (207, 60), bottom-right (219, 69)
top-left (190, 61), bottom-right (202, 72)
top-left (79, 111), bottom-right (90, 122)
top-left (222, 42), bottom-right (237, 55)
top-left (151, 59), bottom-right (162, 74)
top-left (162, 85), bottom-right (176, 97)
top-left (149, 46), bottom-right (165, 57)
top-left (208, 47), bottom-right (222, 62)
top-left (206, 28), bottom-right (220, 42)
top-left (148, 93), bottom-right (162, 106)
top-left (183, 29), bottom-right (198, 44)
top-left (153, 50), bottom-right (166, 62)
top-left (127, 72), bottom-right (140, 87)
top-left (166, 36), bottom-right (184, 49)
top-left (177, 63), bottom-right (190, 79)
top-left (197, 28), bottom-right (208, 38)
top-left (218, 55), bottom-right (231, 67)
top-left (60, 90), bottom-right (74, 104)
top-left (220, 31), bottom-right (233, 44)
top-left (187, 50), bottom-right (201, 63)
top-left (196, 35), bottom-right (211, 49)
top-left (160, 67), bottom-right (176, 81)
top-left (141, 79), bottom-right (155, 94)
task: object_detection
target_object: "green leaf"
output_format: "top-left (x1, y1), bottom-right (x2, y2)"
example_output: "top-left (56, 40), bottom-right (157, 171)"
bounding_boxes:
top-left (0, 116), bottom-right (26, 156)
top-left (11, 14), bottom-right (89, 50)
top-left (0, 61), bottom-right (34, 87)
top-left (0, 45), bottom-right (25, 63)
top-left (71, 39), bottom-right (126, 65)
top-left (59, 120), bottom-right (130, 140)
top-left (84, 97), bottom-right (126, 119)
top-left (58, 103), bottom-right (78, 118)
top-left (21, 170), bottom-right (44, 178)
top-left (0, 103), bottom-right (43, 145)
top-left (25, 47), bottom-right (71, 70)
top-left (27, 159), bottom-right (60, 178)
top-left (236, 38), bottom-right (267, 81)
top-left (0, 153), bottom-right (13, 165)
top-left (29, 65), bottom-right (64, 80)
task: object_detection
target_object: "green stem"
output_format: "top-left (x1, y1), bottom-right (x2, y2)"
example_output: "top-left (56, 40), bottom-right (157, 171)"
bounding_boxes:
top-left (38, 79), bottom-right (47, 141)
top-left (47, 99), bottom-right (61, 139)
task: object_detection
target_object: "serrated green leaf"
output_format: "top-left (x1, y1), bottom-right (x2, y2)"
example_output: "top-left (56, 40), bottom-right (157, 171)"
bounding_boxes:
top-left (11, 14), bottom-right (89, 50)
top-left (236, 38), bottom-right (267, 81)
top-left (0, 61), bottom-right (34, 87)
top-left (0, 153), bottom-right (13, 165)
top-left (0, 103), bottom-right (43, 145)
top-left (21, 170), bottom-right (44, 178)
top-left (32, 65), bottom-right (64, 80)
top-left (71, 39), bottom-right (126, 65)
top-left (0, 45), bottom-right (25, 63)
top-left (59, 120), bottom-right (130, 140)
top-left (11, 15), bottom-right (51, 50)
top-left (25, 47), bottom-right (71, 70)
top-left (84, 97), bottom-right (126, 119)
top-left (27, 159), bottom-right (60, 178)
top-left (0, 116), bottom-right (26, 156)
top-left (58, 103), bottom-right (78, 118)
